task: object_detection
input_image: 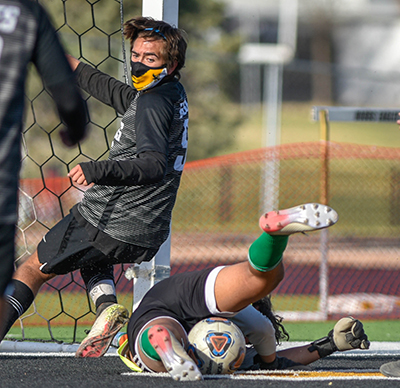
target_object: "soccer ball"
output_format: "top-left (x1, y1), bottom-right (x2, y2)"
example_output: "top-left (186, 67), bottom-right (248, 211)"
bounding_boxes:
top-left (187, 317), bottom-right (246, 375)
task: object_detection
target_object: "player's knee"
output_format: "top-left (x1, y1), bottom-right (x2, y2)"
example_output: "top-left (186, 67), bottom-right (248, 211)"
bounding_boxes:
top-left (15, 252), bottom-right (55, 282)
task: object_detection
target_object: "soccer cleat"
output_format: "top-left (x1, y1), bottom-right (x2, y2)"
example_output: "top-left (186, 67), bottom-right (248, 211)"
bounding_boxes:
top-left (380, 360), bottom-right (400, 377)
top-left (75, 303), bottom-right (129, 358)
top-left (259, 203), bottom-right (338, 235)
top-left (148, 325), bottom-right (203, 381)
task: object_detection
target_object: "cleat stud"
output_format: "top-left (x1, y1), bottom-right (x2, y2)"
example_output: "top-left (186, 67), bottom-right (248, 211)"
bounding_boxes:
top-left (167, 367), bottom-right (172, 371)
top-left (148, 334), bottom-right (153, 339)
top-left (313, 203), bottom-right (318, 209)
top-left (196, 376), bottom-right (202, 381)
top-left (189, 366), bottom-right (194, 371)
top-left (179, 358), bottom-right (185, 365)
top-left (182, 372), bottom-right (188, 377)
top-left (157, 327), bottom-right (163, 332)
top-left (316, 221), bottom-right (321, 226)
top-left (303, 219), bottom-right (309, 224)
top-left (327, 219), bottom-right (334, 225)
top-left (315, 212), bottom-right (320, 217)
top-left (264, 224), bottom-right (270, 229)
top-left (300, 205), bottom-right (306, 210)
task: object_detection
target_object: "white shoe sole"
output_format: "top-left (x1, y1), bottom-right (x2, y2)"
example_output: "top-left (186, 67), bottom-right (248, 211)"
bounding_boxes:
top-left (259, 203), bottom-right (338, 235)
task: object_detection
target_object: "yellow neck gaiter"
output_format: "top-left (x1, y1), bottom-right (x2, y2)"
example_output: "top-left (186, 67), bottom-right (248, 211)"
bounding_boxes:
top-left (131, 61), bottom-right (168, 91)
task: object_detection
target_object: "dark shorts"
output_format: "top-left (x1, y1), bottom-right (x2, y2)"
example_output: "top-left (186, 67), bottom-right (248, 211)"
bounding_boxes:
top-left (37, 212), bottom-right (158, 275)
top-left (0, 224), bottom-right (16, 296)
top-left (127, 267), bottom-right (215, 357)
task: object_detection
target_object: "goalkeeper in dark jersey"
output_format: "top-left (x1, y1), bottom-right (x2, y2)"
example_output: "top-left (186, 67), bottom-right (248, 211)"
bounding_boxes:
top-left (109, 204), bottom-right (369, 381)
top-left (0, 16), bottom-right (188, 356)
top-left (0, 0), bottom-right (87, 331)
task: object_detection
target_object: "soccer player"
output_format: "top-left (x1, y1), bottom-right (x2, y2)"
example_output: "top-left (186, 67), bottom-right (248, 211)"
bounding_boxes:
top-left (0, 16), bottom-right (189, 356)
top-left (0, 0), bottom-right (87, 329)
top-left (114, 204), bottom-right (369, 381)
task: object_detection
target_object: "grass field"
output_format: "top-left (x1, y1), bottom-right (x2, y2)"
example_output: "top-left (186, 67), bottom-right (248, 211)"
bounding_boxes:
top-left (7, 319), bottom-right (400, 343)
top-left (5, 291), bottom-right (400, 343)
top-left (222, 102), bottom-right (400, 153)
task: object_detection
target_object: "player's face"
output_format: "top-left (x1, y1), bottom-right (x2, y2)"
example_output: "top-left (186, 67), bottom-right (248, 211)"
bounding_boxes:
top-left (131, 37), bottom-right (168, 70)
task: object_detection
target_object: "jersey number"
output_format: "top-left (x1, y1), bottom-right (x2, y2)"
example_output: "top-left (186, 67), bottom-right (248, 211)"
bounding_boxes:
top-left (174, 117), bottom-right (188, 172)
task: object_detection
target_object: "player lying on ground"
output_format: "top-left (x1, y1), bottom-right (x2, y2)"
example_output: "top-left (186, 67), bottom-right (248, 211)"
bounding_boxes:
top-left (81, 204), bottom-right (368, 380)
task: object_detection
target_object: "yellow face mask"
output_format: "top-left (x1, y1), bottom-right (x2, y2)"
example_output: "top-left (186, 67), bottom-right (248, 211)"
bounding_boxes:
top-left (131, 61), bottom-right (168, 91)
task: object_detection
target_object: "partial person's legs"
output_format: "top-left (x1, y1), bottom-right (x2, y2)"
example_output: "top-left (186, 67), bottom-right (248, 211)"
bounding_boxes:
top-left (0, 224), bottom-right (16, 337)
top-left (76, 245), bottom-right (158, 357)
top-left (81, 264), bottom-right (118, 315)
top-left (75, 264), bottom-right (128, 357)
top-left (0, 251), bottom-right (56, 341)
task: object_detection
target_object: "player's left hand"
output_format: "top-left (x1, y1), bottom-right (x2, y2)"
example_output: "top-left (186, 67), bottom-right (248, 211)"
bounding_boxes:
top-left (332, 316), bottom-right (370, 351)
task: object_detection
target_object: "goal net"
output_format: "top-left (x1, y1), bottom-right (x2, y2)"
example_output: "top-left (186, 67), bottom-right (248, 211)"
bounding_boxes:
top-left (6, 0), bottom-right (138, 346)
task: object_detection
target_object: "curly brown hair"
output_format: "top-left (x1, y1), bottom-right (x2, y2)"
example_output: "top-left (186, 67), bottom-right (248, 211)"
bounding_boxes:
top-left (252, 295), bottom-right (290, 345)
top-left (124, 16), bottom-right (188, 79)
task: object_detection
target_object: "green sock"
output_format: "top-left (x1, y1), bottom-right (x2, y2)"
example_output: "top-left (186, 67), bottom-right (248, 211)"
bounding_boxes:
top-left (139, 327), bottom-right (161, 361)
top-left (248, 233), bottom-right (289, 272)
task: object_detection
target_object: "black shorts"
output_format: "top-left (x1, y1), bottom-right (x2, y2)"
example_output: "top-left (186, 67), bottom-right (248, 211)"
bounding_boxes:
top-left (37, 212), bottom-right (158, 275)
top-left (127, 267), bottom-right (219, 358)
top-left (0, 224), bottom-right (16, 296)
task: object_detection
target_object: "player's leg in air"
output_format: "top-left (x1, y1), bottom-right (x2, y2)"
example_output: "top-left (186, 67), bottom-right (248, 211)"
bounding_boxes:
top-left (214, 203), bottom-right (339, 313)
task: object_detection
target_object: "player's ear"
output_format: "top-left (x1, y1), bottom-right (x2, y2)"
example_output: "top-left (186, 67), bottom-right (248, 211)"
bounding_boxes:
top-left (167, 61), bottom-right (178, 75)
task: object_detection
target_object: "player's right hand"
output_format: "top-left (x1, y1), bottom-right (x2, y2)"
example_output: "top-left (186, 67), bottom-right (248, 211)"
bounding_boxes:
top-left (68, 164), bottom-right (88, 186)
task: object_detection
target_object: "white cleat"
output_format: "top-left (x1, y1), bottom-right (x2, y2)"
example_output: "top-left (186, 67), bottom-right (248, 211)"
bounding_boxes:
top-left (259, 203), bottom-right (338, 235)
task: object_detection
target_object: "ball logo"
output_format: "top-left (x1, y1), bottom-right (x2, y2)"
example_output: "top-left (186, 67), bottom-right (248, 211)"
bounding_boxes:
top-left (206, 332), bottom-right (232, 357)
